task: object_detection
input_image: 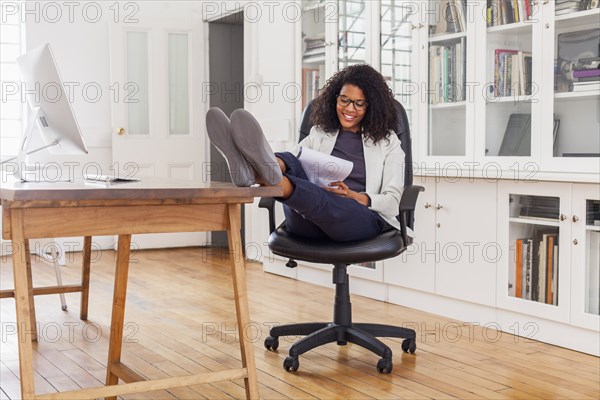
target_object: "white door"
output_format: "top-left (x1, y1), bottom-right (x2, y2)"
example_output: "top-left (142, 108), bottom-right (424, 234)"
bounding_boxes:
top-left (110, 3), bottom-right (209, 249)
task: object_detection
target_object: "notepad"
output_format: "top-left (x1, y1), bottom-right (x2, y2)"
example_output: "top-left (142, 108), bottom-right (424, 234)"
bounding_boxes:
top-left (296, 147), bottom-right (353, 188)
top-left (84, 175), bottom-right (140, 184)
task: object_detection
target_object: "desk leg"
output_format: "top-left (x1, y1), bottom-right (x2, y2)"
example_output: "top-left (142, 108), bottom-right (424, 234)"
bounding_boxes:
top-left (105, 234), bottom-right (131, 400)
top-left (24, 240), bottom-right (38, 342)
top-left (80, 236), bottom-right (92, 320)
top-left (11, 210), bottom-right (36, 399)
top-left (227, 204), bottom-right (259, 400)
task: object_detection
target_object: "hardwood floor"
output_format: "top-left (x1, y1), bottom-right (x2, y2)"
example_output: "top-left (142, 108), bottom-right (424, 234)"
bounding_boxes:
top-left (1, 247), bottom-right (598, 399)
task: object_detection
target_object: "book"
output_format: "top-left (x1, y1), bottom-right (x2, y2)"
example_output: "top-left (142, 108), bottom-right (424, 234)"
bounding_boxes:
top-left (515, 238), bottom-right (524, 297)
top-left (296, 146), bottom-right (353, 188)
top-left (498, 113), bottom-right (531, 156)
top-left (546, 235), bottom-right (555, 305)
top-left (573, 69), bottom-right (600, 78)
top-left (587, 231), bottom-right (600, 315)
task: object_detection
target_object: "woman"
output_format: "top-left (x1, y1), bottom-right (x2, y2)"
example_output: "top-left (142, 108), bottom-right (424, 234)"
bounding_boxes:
top-left (206, 64), bottom-right (405, 242)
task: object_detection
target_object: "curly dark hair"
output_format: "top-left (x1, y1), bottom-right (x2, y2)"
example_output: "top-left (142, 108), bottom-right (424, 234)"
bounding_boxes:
top-left (310, 64), bottom-right (397, 144)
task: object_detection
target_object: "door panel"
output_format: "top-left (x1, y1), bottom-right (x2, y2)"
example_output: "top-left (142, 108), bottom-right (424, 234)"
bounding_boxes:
top-left (110, 3), bottom-right (208, 248)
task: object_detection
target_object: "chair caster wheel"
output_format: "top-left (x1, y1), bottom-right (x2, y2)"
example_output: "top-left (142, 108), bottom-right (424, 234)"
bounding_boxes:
top-left (377, 357), bottom-right (393, 374)
top-left (283, 356), bottom-right (299, 372)
top-left (401, 338), bottom-right (416, 354)
top-left (61, 306), bottom-right (68, 311)
top-left (264, 336), bottom-right (279, 351)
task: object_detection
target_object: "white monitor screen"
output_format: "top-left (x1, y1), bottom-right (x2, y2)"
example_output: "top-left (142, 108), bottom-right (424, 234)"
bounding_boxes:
top-left (17, 43), bottom-right (88, 155)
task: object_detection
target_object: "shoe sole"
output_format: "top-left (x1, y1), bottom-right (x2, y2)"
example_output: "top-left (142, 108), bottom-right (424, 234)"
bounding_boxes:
top-left (206, 108), bottom-right (255, 187)
top-left (230, 109), bottom-right (282, 186)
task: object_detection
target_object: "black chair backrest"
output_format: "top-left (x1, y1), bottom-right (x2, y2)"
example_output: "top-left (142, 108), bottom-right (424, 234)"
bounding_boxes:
top-left (298, 98), bottom-right (413, 189)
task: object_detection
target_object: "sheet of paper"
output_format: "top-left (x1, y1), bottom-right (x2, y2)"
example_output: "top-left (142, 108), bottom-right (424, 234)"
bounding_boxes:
top-left (297, 146), bottom-right (353, 188)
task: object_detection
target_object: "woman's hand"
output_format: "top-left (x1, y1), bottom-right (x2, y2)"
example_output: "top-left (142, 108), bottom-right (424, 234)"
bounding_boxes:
top-left (323, 181), bottom-right (370, 206)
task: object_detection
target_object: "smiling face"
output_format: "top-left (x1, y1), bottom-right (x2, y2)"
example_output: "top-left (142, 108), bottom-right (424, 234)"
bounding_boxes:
top-left (336, 84), bottom-right (367, 133)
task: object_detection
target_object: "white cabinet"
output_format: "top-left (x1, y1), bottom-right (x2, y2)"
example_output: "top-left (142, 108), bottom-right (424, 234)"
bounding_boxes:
top-left (497, 181), bottom-right (572, 322)
top-left (570, 183), bottom-right (600, 331)
top-left (384, 178), bottom-right (436, 293)
top-left (497, 180), bottom-right (600, 333)
top-left (385, 177), bottom-right (497, 306)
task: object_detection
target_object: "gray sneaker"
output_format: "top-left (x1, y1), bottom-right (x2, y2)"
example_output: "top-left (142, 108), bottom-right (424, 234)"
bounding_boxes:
top-left (206, 108), bottom-right (255, 187)
top-left (230, 109), bottom-right (283, 186)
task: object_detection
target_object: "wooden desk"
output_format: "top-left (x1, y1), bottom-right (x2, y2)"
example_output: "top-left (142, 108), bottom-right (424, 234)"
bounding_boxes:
top-left (0, 177), bottom-right (281, 400)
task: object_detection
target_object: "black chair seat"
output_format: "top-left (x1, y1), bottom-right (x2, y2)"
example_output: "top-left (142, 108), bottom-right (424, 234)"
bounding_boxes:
top-left (268, 224), bottom-right (408, 264)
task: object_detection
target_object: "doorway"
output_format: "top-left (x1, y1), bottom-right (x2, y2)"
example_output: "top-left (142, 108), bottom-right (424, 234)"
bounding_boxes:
top-left (208, 12), bottom-right (244, 248)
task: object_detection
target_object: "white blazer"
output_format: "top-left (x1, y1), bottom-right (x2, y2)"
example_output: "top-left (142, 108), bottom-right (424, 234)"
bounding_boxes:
top-left (292, 126), bottom-right (405, 230)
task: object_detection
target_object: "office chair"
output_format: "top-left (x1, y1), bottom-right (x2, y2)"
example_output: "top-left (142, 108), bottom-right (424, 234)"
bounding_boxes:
top-left (259, 99), bottom-right (424, 374)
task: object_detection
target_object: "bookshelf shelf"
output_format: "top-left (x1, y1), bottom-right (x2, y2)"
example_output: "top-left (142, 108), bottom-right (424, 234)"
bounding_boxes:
top-left (429, 101), bottom-right (466, 110)
top-left (487, 21), bottom-right (533, 35)
top-left (488, 95), bottom-right (534, 104)
top-left (302, 0), bottom-right (326, 12)
top-left (303, 55), bottom-right (326, 64)
top-left (509, 217), bottom-right (559, 227)
top-left (429, 32), bottom-right (467, 44)
top-left (554, 91), bottom-right (600, 101)
top-left (555, 8), bottom-right (600, 28)
top-left (585, 225), bottom-right (600, 232)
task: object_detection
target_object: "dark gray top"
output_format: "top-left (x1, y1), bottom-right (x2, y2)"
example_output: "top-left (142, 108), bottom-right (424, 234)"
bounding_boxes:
top-left (331, 130), bottom-right (366, 193)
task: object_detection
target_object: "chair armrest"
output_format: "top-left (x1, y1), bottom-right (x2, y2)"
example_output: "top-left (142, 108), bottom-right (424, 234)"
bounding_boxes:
top-left (396, 185), bottom-right (425, 245)
top-left (258, 197), bottom-right (276, 234)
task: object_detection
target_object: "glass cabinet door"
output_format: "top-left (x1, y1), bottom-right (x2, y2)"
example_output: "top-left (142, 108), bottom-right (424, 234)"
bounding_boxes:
top-left (338, 0), bottom-right (366, 68)
top-left (571, 184), bottom-right (600, 331)
top-left (301, 0), bottom-right (329, 110)
top-left (548, 4), bottom-right (600, 163)
top-left (427, 0), bottom-right (469, 156)
top-left (380, 0), bottom-right (415, 128)
top-left (484, 0), bottom-right (536, 158)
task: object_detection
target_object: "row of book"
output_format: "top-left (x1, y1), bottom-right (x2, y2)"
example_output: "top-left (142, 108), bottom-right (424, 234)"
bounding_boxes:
top-left (513, 230), bottom-right (559, 305)
top-left (493, 49), bottom-right (533, 97)
top-left (555, 0), bottom-right (600, 16)
top-left (572, 68), bottom-right (600, 92)
top-left (487, 0), bottom-right (534, 27)
top-left (430, 0), bottom-right (467, 35)
top-left (429, 39), bottom-right (466, 103)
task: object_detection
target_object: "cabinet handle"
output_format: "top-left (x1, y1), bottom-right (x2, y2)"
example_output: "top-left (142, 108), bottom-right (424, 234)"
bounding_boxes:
top-left (436, 204), bottom-right (443, 210)
top-left (424, 202), bottom-right (431, 208)
top-left (436, 223), bottom-right (441, 228)
top-left (560, 214), bottom-right (568, 221)
top-left (573, 239), bottom-right (578, 245)
top-left (572, 215), bottom-right (579, 223)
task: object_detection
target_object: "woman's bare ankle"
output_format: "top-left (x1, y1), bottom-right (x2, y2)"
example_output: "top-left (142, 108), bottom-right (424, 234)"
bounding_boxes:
top-left (276, 157), bottom-right (286, 173)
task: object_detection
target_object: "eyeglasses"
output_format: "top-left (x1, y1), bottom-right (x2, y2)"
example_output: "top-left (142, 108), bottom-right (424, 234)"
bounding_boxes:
top-left (336, 95), bottom-right (368, 111)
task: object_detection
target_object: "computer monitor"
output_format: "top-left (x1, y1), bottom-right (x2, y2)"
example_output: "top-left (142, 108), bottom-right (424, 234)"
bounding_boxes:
top-left (6, 43), bottom-right (88, 181)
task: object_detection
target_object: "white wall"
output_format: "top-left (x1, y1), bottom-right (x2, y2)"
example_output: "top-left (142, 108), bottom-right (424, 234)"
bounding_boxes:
top-left (1, 1), bottom-right (298, 257)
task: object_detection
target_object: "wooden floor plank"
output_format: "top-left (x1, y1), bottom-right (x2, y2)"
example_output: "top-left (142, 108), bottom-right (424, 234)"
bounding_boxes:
top-left (1, 248), bottom-right (599, 400)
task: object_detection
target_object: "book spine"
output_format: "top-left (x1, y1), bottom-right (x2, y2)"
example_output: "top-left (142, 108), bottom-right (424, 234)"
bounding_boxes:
top-left (515, 239), bottom-right (523, 298)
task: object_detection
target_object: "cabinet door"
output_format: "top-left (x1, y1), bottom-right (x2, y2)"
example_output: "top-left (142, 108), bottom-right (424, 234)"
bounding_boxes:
top-left (477, 0), bottom-right (541, 168)
top-left (384, 176), bottom-right (436, 293)
top-left (435, 179), bottom-right (497, 305)
top-left (570, 184), bottom-right (600, 331)
top-left (424, 0), bottom-right (472, 160)
top-left (496, 181), bottom-right (572, 323)
top-left (300, 0), bottom-right (332, 109)
top-left (337, 0), bottom-right (367, 68)
top-left (541, 2), bottom-right (600, 174)
top-left (379, 0), bottom-right (418, 138)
